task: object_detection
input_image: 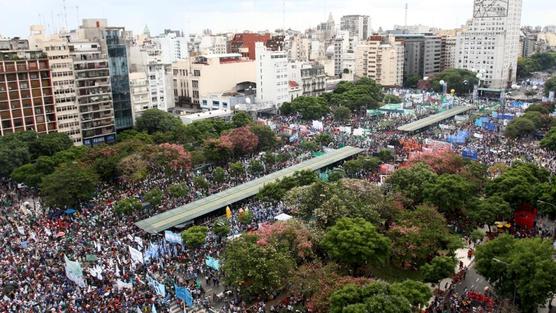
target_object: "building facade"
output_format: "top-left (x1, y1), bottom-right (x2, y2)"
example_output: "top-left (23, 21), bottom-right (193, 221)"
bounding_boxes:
top-left (70, 42), bottom-right (116, 146)
top-left (256, 42), bottom-right (289, 108)
top-left (340, 15), bottom-right (370, 41)
top-left (154, 31), bottom-right (189, 63)
top-left (128, 72), bottom-right (150, 121)
top-left (0, 50), bottom-right (57, 136)
top-left (229, 33), bottom-right (271, 60)
top-left (355, 35), bottom-right (404, 87)
top-left (423, 36), bottom-right (443, 78)
top-left (29, 26), bottom-right (82, 145)
top-left (441, 35), bottom-right (457, 71)
top-left (455, 0), bottom-right (523, 88)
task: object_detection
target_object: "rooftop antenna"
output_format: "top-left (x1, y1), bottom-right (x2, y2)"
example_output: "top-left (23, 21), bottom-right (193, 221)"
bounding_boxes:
top-left (404, 3), bottom-right (408, 28)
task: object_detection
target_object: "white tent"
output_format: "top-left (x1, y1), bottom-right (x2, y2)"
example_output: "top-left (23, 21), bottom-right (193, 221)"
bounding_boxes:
top-left (274, 213), bottom-right (293, 221)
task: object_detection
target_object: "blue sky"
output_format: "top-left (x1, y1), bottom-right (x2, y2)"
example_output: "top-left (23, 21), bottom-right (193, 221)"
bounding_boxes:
top-left (1, 0), bottom-right (554, 37)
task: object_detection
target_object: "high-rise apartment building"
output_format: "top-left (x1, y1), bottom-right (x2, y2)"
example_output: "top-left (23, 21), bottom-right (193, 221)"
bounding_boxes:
top-left (29, 26), bottom-right (82, 145)
top-left (355, 35), bottom-right (404, 87)
top-left (423, 36), bottom-right (443, 78)
top-left (456, 0), bottom-right (523, 88)
top-left (0, 50), bottom-right (58, 136)
top-left (441, 36), bottom-right (457, 71)
top-left (256, 42), bottom-right (289, 108)
top-left (341, 15), bottom-right (370, 41)
top-left (70, 42), bottom-right (116, 146)
top-left (78, 19), bottom-right (133, 130)
top-left (334, 31), bottom-right (359, 77)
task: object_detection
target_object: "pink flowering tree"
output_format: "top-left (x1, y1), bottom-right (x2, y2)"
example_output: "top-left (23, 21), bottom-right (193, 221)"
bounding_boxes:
top-left (255, 220), bottom-right (314, 262)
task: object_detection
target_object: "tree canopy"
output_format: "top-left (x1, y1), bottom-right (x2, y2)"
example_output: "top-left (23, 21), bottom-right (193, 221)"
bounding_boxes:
top-left (321, 217), bottom-right (390, 270)
top-left (475, 235), bottom-right (556, 313)
top-left (135, 109), bottom-right (183, 134)
top-left (40, 163), bottom-right (99, 208)
top-left (430, 69), bottom-right (478, 95)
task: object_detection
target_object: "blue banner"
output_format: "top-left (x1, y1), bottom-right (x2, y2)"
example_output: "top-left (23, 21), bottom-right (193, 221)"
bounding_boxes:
top-left (147, 275), bottom-right (166, 297)
top-left (205, 256), bottom-right (220, 271)
top-left (175, 285), bottom-right (193, 307)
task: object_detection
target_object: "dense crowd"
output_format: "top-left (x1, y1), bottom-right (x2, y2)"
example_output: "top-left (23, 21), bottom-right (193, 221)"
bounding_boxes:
top-left (1, 90), bottom-right (555, 312)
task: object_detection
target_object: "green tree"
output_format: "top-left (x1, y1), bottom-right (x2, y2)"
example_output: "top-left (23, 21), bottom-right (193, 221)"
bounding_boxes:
top-left (383, 94), bottom-right (402, 104)
top-left (328, 78), bottom-right (384, 112)
top-left (135, 109), bottom-right (182, 134)
top-left (391, 280), bottom-right (432, 309)
top-left (468, 195), bottom-right (512, 228)
top-left (314, 132), bottom-right (334, 146)
top-left (223, 235), bottom-right (296, 300)
top-left (430, 69), bottom-right (478, 95)
top-left (475, 235), bottom-right (556, 313)
top-left (387, 205), bottom-right (460, 268)
top-left (375, 149), bottom-right (394, 162)
top-left (231, 111), bottom-right (253, 128)
top-left (486, 162), bottom-right (546, 207)
top-left (544, 76), bottom-right (556, 97)
top-left (238, 210), bottom-right (253, 225)
top-left (421, 256), bottom-right (456, 284)
top-left (538, 181), bottom-right (556, 218)
top-left (113, 197), bottom-right (142, 215)
top-left (288, 96), bottom-right (330, 120)
top-left (29, 133), bottom-right (73, 158)
top-left (181, 225), bottom-right (208, 248)
top-left (321, 217), bottom-right (390, 270)
top-left (424, 174), bottom-right (476, 217)
top-left (117, 130), bottom-right (154, 143)
top-left (248, 160), bottom-right (264, 175)
top-left (386, 163), bottom-right (437, 207)
top-left (144, 187), bottom-right (163, 206)
top-left (403, 74), bottom-right (420, 88)
top-left (169, 183), bottom-right (189, 198)
top-left (40, 163), bottom-right (99, 208)
top-left (0, 139), bottom-right (31, 177)
top-left (229, 162), bottom-right (244, 178)
top-left (213, 167), bottom-right (226, 183)
top-left (505, 117), bottom-right (536, 138)
top-left (329, 282), bottom-right (413, 313)
top-left (334, 106), bottom-right (352, 122)
top-left (193, 176), bottom-right (209, 192)
top-left (10, 163), bottom-right (42, 187)
top-left (213, 218), bottom-right (230, 237)
top-left (250, 124), bottom-right (277, 151)
top-left (540, 127), bottom-right (556, 151)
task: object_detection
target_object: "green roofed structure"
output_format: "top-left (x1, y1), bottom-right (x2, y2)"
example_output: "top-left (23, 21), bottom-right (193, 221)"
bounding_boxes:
top-left (397, 106), bottom-right (473, 132)
top-left (136, 146), bottom-right (364, 233)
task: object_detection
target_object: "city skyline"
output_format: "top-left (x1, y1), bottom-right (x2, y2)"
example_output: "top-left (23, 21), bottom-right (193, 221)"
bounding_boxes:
top-left (1, 0), bottom-right (555, 37)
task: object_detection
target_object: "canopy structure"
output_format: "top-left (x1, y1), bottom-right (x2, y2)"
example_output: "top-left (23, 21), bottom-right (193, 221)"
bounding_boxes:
top-left (274, 213), bottom-right (293, 221)
top-left (397, 106), bottom-right (473, 132)
top-left (136, 146), bottom-right (364, 234)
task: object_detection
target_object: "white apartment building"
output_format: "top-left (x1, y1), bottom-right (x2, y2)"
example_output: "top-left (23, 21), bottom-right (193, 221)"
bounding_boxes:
top-left (334, 31), bottom-right (359, 78)
top-left (355, 35), bottom-right (404, 86)
top-left (128, 72), bottom-right (150, 121)
top-left (456, 0), bottom-right (522, 88)
top-left (153, 32), bottom-right (189, 64)
top-left (256, 42), bottom-right (289, 108)
top-left (128, 42), bottom-right (175, 116)
top-left (288, 34), bottom-right (310, 62)
top-left (28, 26), bottom-right (82, 145)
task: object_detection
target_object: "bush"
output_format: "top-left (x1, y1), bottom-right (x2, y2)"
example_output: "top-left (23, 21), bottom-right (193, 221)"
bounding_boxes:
top-left (169, 183), bottom-right (189, 198)
top-left (114, 198), bottom-right (142, 215)
top-left (144, 187), bottom-right (163, 206)
top-left (181, 225), bottom-right (208, 248)
top-left (238, 210), bottom-right (254, 225)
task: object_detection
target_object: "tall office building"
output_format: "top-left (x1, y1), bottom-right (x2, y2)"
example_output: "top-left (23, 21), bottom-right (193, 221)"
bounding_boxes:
top-left (154, 31), bottom-right (189, 63)
top-left (78, 19), bottom-right (133, 130)
top-left (455, 0), bottom-right (522, 88)
top-left (70, 42), bottom-right (116, 146)
top-left (341, 15), bottom-right (370, 41)
top-left (0, 49), bottom-right (58, 136)
top-left (29, 25), bottom-right (82, 145)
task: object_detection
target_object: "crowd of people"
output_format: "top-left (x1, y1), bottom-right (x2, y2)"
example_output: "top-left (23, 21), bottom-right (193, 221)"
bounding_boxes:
top-left (0, 90), bottom-right (555, 312)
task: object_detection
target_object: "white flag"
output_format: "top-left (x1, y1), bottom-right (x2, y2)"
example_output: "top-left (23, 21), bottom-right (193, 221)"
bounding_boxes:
top-left (128, 245), bottom-right (144, 264)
